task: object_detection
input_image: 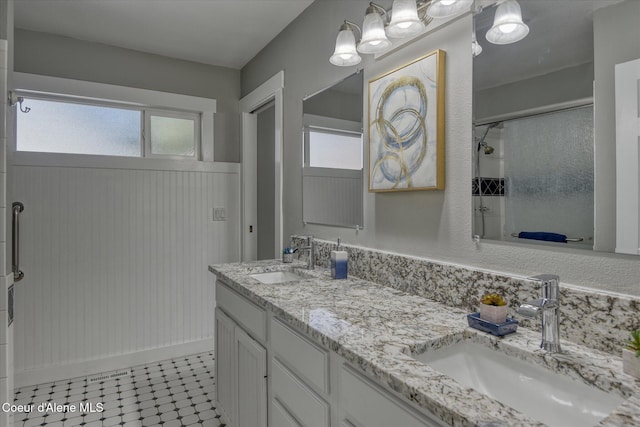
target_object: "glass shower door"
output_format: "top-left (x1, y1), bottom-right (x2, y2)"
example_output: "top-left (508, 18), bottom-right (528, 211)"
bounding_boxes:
top-left (504, 106), bottom-right (594, 249)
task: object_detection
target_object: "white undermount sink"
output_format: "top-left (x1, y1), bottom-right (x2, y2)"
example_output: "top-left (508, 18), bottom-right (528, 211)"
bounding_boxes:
top-left (249, 270), bottom-right (306, 284)
top-left (412, 341), bottom-right (623, 427)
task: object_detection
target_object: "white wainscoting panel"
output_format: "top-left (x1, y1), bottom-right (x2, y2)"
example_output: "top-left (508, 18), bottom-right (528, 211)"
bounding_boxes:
top-left (12, 165), bottom-right (240, 377)
top-left (303, 167), bottom-right (363, 228)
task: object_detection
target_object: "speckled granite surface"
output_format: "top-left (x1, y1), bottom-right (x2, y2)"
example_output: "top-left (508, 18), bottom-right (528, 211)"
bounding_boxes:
top-left (291, 236), bottom-right (640, 355)
top-left (209, 260), bottom-right (640, 427)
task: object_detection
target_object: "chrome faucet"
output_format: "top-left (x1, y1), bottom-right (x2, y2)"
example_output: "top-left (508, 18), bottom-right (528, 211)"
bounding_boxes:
top-left (518, 274), bottom-right (562, 353)
top-left (296, 235), bottom-right (315, 270)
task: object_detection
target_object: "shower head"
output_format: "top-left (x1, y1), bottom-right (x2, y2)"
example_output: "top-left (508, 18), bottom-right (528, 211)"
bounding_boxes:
top-left (476, 121), bottom-right (500, 154)
top-left (477, 137), bottom-right (495, 155)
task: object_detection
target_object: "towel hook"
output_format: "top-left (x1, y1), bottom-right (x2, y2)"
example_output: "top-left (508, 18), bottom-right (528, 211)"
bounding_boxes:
top-left (8, 92), bottom-right (31, 113)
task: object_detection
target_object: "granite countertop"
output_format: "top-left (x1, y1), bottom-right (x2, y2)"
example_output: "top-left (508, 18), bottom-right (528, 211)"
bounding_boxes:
top-left (209, 260), bottom-right (640, 427)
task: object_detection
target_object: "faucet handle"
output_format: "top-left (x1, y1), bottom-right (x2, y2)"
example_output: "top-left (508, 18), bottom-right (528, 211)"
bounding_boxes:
top-left (529, 274), bottom-right (560, 283)
top-left (518, 298), bottom-right (558, 318)
top-left (518, 301), bottom-right (543, 318)
top-left (529, 274), bottom-right (560, 299)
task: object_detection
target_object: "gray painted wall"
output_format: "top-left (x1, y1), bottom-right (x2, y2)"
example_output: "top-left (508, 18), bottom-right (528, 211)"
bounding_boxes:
top-left (303, 88), bottom-right (362, 123)
top-left (241, 0), bottom-right (640, 296)
top-left (593, 0), bottom-right (640, 252)
top-left (14, 29), bottom-right (241, 162)
top-left (474, 62), bottom-right (593, 122)
top-left (257, 104), bottom-right (276, 260)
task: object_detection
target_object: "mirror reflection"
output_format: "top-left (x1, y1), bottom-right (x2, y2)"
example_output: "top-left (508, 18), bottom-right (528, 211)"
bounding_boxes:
top-left (472, 0), bottom-right (639, 254)
top-left (302, 72), bottom-right (364, 229)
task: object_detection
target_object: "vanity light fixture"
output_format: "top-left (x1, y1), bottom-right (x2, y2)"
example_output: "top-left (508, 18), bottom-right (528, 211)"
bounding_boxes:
top-left (329, 20), bottom-right (362, 67)
top-left (331, 1), bottom-right (431, 66)
top-left (358, 4), bottom-right (393, 54)
top-left (330, 0), bottom-right (475, 66)
top-left (386, 0), bottom-right (425, 38)
top-left (428, 0), bottom-right (473, 19)
top-left (485, 0), bottom-right (529, 45)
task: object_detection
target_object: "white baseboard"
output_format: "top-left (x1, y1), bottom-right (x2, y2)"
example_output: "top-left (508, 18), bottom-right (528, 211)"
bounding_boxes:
top-left (14, 339), bottom-right (214, 389)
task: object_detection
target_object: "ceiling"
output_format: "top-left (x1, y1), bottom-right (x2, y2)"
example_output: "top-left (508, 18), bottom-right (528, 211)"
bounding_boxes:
top-left (474, 0), bottom-right (624, 90)
top-left (14, 0), bottom-right (315, 70)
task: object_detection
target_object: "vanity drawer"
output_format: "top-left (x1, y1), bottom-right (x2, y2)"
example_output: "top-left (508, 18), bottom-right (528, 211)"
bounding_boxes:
top-left (340, 366), bottom-right (443, 427)
top-left (272, 358), bottom-right (330, 427)
top-left (271, 318), bottom-right (329, 393)
top-left (216, 281), bottom-right (266, 341)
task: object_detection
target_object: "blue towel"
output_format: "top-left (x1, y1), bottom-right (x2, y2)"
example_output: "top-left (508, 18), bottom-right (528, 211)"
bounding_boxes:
top-left (518, 231), bottom-right (567, 243)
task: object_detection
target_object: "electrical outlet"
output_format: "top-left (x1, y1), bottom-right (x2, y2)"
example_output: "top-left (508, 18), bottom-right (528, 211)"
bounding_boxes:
top-left (213, 207), bottom-right (226, 221)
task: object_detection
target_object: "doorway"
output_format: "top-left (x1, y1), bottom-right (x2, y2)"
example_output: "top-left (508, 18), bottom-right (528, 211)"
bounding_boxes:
top-left (239, 71), bottom-right (284, 262)
top-left (256, 101), bottom-right (276, 260)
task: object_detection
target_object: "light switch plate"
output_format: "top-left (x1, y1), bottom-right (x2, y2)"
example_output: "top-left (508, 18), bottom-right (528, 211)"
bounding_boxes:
top-left (213, 207), bottom-right (226, 221)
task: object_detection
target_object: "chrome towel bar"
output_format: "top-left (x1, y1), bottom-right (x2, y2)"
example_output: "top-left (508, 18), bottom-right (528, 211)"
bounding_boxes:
top-left (510, 232), bottom-right (583, 243)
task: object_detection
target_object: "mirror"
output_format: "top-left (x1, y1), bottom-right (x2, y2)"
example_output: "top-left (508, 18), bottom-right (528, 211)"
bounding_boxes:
top-left (472, 0), bottom-right (639, 253)
top-left (302, 72), bottom-right (364, 229)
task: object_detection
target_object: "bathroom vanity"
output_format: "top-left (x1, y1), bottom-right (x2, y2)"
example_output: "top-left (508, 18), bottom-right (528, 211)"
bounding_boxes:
top-left (209, 259), bottom-right (639, 427)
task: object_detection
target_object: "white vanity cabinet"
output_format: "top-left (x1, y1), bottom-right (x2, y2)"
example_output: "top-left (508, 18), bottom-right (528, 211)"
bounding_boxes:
top-left (214, 308), bottom-right (237, 425)
top-left (215, 281), bottom-right (267, 427)
top-left (269, 318), bottom-right (331, 427)
top-left (214, 276), bottom-right (445, 427)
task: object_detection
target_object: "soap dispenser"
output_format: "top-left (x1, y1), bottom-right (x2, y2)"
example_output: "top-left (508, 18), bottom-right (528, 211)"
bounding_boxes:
top-left (330, 237), bottom-right (348, 279)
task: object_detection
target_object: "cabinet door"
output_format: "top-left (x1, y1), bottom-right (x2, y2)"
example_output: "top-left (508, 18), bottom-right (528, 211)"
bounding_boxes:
top-left (271, 398), bottom-right (303, 427)
top-left (236, 327), bottom-right (267, 427)
top-left (215, 308), bottom-right (236, 426)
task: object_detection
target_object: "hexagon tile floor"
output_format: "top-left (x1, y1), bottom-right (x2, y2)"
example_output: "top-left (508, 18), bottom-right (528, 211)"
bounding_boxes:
top-left (12, 352), bottom-right (225, 427)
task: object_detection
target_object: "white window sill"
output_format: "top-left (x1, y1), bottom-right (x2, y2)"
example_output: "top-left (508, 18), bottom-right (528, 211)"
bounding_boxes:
top-left (13, 151), bottom-right (239, 174)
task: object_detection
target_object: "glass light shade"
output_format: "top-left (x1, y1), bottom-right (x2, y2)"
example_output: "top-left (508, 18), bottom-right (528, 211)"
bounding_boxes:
top-left (386, 0), bottom-right (424, 39)
top-left (472, 38), bottom-right (483, 56)
top-left (358, 10), bottom-right (392, 54)
top-left (427, 0), bottom-right (473, 18)
top-left (329, 27), bottom-right (362, 66)
top-left (486, 0), bottom-right (529, 45)
top-left (472, 27), bottom-right (482, 56)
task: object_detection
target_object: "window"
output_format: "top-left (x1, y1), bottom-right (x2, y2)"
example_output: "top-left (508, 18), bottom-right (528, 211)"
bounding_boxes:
top-left (13, 73), bottom-right (216, 162)
top-left (307, 129), bottom-right (363, 170)
top-left (17, 97), bottom-right (200, 159)
top-left (17, 98), bottom-right (141, 157)
top-left (146, 110), bottom-right (199, 158)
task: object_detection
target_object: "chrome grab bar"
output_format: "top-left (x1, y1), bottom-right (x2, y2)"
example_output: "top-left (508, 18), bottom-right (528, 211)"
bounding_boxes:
top-left (12, 202), bottom-right (24, 282)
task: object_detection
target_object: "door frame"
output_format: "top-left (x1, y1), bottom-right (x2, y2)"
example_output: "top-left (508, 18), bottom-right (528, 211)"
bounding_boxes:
top-left (614, 58), bottom-right (640, 255)
top-left (239, 71), bottom-right (284, 261)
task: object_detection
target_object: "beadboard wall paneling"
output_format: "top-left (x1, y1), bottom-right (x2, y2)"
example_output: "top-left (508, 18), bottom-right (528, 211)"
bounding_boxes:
top-left (302, 168), bottom-right (363, 228)
top-left (12, 165), bottom-right (240, 374)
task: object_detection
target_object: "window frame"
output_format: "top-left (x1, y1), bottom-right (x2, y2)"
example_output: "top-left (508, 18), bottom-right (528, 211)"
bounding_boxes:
top-left (143, 109), bottom-right (201, 160)
top-left (12, 72), bottom-right (216, 163)
top-left (302, 113), bottom-right (363, 170)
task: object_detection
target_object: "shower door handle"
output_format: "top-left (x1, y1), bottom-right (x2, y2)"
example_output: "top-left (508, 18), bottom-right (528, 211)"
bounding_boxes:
top-left (12, 202), bottom-right (24, 282)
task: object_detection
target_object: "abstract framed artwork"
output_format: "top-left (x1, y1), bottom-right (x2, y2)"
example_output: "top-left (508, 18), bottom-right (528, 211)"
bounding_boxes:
top-left (368, 49), bottom-right (446, 192)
